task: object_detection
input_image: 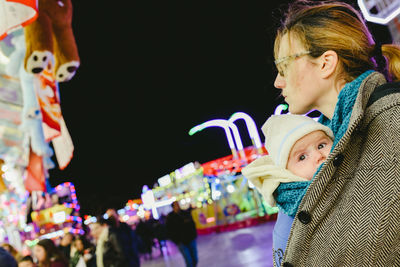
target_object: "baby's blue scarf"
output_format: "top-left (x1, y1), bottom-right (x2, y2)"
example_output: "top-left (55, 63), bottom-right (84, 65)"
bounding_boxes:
top-left (275, 70), bottom-right (373, 217)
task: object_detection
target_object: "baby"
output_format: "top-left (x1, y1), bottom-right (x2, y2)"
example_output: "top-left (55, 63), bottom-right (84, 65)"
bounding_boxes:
top-left (242, 114), bottom-right (333, 266)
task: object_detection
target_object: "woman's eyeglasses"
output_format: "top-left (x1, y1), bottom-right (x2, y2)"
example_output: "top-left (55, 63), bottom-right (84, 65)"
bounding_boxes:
top-left (275, 51), bottom-right (311, 77)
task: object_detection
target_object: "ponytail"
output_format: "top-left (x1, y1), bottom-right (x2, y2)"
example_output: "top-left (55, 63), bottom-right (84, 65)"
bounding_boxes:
top-left (382, 44), bottom-right (400, 82)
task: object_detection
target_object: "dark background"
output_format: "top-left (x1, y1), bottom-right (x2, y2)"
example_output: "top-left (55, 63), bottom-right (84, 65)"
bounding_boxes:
top-left (47, 0), bottom-right (393, 216)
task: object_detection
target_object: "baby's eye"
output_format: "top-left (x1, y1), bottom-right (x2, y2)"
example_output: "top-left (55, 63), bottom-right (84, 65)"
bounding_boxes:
top-left (318, 143), bottom-right (326, 149)
top-left (299, 154), bottom-right (306, 161)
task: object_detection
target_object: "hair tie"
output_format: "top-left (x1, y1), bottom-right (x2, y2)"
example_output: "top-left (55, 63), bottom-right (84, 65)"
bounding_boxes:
top-left (373, 42), bottom-right (382, 57)
top-left (372, 42), bottom-right (387, 76)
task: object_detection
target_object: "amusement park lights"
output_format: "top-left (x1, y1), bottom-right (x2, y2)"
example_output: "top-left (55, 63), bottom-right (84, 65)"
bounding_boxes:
top-left (229, 112), bottom-right (263, 152)
top-left (274, 104), bottom-right (320, 121)
top-left (189, 119), bottom-right (244, 158)
top-left (358, 0), bottom-right (400, 25)
top-left (189, 112), bottom-right (264, 158)
top-left (274, 104), bottom-right (289, 115)
top-left (55, 182), bottom-right (80, 211)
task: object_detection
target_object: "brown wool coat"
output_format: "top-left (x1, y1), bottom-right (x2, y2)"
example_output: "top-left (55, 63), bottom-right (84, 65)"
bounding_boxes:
top-left (282, 72), bottom-right (400, 267)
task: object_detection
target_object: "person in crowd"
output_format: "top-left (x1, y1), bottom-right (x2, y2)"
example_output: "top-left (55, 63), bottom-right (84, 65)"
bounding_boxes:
top-left (165, 201), bottom-right (198, 267)
top-left (0, 246), bottom-right (18, 267)
top-left (153, 214), bottom-right (169, 256)
top-left (58, 233), bottom-right (74, 262)
top-left (18, 255), bottom-right (35, 267)
top-left (2, 243), bottom-right (22, 262)
top-left (105, 208), bottom-right (141, 267)
top-left (242, 114), bottom-right (334, 266)
top-left (88, 217), bottom-right (127, 267)
top-left (34, 239), bottom-right (68, 267)
top-left (270, 1), bottom-right (400, 265)
top-left (69, 235), bottom-right (95, 267)
top-left (135, 218), bottom-right (154, 260)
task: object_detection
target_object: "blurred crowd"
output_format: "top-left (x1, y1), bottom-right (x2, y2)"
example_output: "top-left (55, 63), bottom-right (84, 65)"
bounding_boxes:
top-left (0, 208), bottom-right (175, 267)
top-left (0, 201), bottom-right (199, 267)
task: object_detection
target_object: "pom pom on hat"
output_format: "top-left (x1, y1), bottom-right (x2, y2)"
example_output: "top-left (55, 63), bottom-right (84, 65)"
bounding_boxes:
top-left (262, 114), bottom-right (334, 168)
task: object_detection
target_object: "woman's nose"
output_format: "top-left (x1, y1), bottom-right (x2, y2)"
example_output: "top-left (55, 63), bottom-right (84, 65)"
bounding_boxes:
top-left (274, 74), bottom-right (285, 89)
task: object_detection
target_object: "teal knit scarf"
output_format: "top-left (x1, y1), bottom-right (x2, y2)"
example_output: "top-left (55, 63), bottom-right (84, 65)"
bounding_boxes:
top-left (275, 70), bottom-right (373, 217)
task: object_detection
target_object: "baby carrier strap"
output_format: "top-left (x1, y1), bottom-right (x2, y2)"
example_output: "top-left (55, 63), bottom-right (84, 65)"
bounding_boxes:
top-left (367, 81), bottom-right (400, 108)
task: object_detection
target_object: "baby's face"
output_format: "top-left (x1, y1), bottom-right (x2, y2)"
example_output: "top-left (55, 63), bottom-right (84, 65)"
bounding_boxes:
top-left (286, 130), bottom-right (332, 179)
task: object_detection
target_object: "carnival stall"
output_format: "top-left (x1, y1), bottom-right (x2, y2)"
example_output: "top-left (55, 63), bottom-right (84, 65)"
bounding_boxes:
top-left (195, 145), bottom-right (278, 234)
top-left (144, 162), bottom-right (210, 219)
top-left (0, 0), bottom-right (79, 249)
top-left (22, 182), bottom-right (83, 247)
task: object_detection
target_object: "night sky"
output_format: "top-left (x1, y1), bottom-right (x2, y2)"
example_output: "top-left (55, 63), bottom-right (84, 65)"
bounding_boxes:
top-left (47, 0), bottom-right (393, 216)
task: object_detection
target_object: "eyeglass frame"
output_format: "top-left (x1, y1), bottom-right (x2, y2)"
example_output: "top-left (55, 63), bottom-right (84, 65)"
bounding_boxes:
top-left (274, 51), bottom-right (311, 76)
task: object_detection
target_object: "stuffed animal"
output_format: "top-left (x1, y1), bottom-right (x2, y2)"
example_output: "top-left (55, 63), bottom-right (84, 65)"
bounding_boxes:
top-left (5, 33), bottom-right (53, 160)
top-left (23, 0), bottom-right (80, 82)
top-left (7, 32), bottom-right (73, 172)
top-left (6, 33), bottom-right (55, 193)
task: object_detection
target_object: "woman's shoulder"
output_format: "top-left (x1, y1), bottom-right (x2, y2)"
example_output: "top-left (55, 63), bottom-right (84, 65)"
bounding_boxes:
top-left (362, 80), bottom-right (400, 126)
top-left (366, 81), bottom-right (400, 108)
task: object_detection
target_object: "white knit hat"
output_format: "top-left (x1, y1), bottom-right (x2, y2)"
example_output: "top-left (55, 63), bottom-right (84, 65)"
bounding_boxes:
top-left (262, 114), bottom-right (334, 168)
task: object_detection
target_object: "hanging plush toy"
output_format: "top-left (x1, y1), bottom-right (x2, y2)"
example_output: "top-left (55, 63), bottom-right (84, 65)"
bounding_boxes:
top-left (5, 33), bottom-right (55, 193)
top-left (6, 32), bottom-right (73, 172)
top-left (23, 0), bottom-right (79, 82)
top-left (6, 34), bottom-right (53, 159)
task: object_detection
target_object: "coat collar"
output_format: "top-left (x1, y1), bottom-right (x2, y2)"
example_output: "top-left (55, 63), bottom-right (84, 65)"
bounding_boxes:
top-left (331, 72), bottom-right (387, 154)
top-left (350, 72), bottom-right (387, 126)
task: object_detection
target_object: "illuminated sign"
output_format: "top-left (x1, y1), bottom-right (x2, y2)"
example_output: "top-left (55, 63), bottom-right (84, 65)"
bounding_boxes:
top-left (31, 204), bottom-right (73, 226)
top-left (158, 174), bottom-right (171, 187)
top-left (175, 162), bottom-right (197, 180)
top-left (358, 0), bottom-right (400, 24)
top-left (141, 190), bottom-right (155, 210)
top-left (53, 211), bottom-right (66, 224)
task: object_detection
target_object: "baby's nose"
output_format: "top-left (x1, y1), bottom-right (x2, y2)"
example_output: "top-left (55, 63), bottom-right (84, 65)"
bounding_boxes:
top-left (316, 151), bottom-right (327, 163)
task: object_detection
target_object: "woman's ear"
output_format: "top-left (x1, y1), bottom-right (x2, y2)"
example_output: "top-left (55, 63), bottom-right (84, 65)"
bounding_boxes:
top-left (318, 50), bottom-right (339, 78)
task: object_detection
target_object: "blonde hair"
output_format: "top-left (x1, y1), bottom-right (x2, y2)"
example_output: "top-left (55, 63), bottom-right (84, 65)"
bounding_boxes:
top-left (274, 0), bottom-right (400, 82)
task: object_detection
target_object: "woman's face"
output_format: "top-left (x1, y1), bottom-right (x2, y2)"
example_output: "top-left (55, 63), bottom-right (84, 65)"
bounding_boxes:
top-left (75, 239), bottom-right (84, 252)
top-left (89, 223), bottom-right (103, 240)
top-left (33, 245), bottom-right (46, 262)
top-left (18, 261), bottom-right (34, 267)
top-left (274, 33), bottom-right (324, 115)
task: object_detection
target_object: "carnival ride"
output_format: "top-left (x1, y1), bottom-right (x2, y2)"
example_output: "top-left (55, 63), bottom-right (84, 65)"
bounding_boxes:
top-left (138, 112), bottom-right (279, 234)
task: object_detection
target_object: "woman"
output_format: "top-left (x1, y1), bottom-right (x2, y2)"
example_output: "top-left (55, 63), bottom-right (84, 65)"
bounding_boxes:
top-left (69, 235), bottom-right (95, 267)
top-left (1, 243), bottom-right (22, 262)
top-left (34, 239), bottom-right (68, 267)
top-left (88, 217), bottom-right (127, 267)
top-left (272, 1), bottom-right (400, 266)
